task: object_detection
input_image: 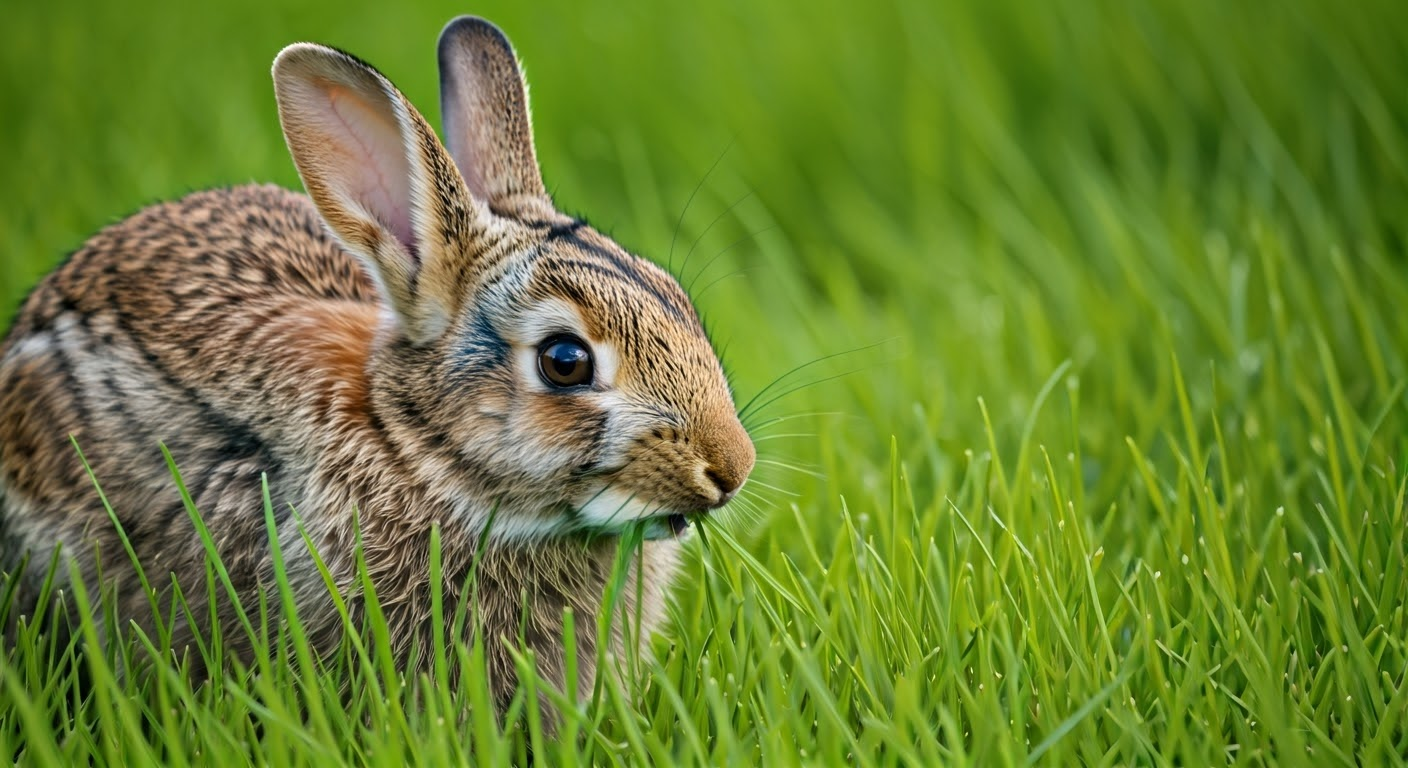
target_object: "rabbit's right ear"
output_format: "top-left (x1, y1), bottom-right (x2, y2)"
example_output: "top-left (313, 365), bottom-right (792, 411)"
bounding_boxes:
top-left (273, 44), bottom-right (480, 343)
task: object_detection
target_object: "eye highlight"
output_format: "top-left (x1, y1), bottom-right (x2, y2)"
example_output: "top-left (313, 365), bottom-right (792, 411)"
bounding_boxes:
top-left (537, 335), bottom-right (594, 388)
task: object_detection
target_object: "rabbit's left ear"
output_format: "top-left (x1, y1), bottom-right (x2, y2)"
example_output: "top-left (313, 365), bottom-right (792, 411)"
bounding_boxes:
top-left (437, 16), bottom-right (547, 206)
top-left (273, 43), bottom-right (482, 343)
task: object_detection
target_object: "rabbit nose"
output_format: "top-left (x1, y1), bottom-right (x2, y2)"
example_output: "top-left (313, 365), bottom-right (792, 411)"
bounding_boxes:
top-left (701, 418), bottom-right (755, 508)
top-left (705, 468), bottom-right (741, 505)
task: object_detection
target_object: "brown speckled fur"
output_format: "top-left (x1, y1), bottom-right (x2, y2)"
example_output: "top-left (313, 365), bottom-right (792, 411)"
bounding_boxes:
top-left (0, 17), bottom-right (754, 716)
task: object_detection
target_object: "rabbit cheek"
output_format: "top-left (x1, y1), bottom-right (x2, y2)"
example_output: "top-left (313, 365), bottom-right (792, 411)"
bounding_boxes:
top-left (519, 391), bottom-right (607, 477)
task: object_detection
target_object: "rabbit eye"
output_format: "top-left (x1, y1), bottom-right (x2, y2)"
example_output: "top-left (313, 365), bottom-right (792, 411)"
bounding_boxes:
top-left (537, 335), bottom-right (594, 388)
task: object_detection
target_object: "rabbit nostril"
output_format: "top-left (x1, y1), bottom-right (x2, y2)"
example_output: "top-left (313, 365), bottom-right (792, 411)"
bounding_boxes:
top-left (705, 467), bottom-right (740, 506)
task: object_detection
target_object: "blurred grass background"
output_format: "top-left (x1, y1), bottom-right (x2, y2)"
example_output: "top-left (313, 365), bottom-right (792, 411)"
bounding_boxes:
top-left (4, 0), bottom-right (1408, 763)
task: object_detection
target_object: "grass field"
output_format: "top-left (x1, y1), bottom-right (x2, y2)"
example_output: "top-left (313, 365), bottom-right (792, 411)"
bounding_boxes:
top-left (4, 0), bottom-right (1408, 764)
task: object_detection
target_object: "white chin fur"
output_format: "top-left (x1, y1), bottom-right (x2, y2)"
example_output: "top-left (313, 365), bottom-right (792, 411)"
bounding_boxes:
top-left (575, 488), bottom-right (658, 529)
top-left (575, 489), bottom-right (691, 540)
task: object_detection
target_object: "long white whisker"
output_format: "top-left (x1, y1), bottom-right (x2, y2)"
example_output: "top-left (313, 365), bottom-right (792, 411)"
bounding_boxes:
top-left (750, 432), bottom-right (817, 443)
top-left (755, 458), bottom-right (824, 479)
top-left (744, 411), bottom-right (849, 432)
top-left (741, 479), bottom-right (800, 498)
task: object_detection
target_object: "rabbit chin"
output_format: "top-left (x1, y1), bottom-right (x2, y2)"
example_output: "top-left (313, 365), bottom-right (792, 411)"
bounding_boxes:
top-left (574, 488), bottom-right (690, 541)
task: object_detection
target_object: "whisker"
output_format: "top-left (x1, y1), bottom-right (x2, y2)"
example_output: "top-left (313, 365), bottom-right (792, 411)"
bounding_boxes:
top-left (750, 432), bottom-right (817, 442)
top-left (725, 508), bottom-right (764, 531)
top-left (668, 140), bottom-right (733, 274)
top-left (745, 411), bottom-right (849, 433)
top-left (734, 502), bottom-right (766, 520)
top-left (684, 225), bottom-right (779, 296)
top-left (734, 340), bottom-right (893, 422)
top-left (740, 365), bottom-right (879, 425)
top-left (755, 458), bottom-right (824, 479)
top-left (732, 479), bottom-right (777, 510)
top-left (737, 485), bottom-right (776, 505)
top-left (722, 495), bottom-right (766, 523)
top-left (679, 190), bottom-right (754, 285)
top-left (739, 478), bottom-right (800, 498)
top-left (730, 497), bottom-right (773, 527)
top-left (693, 268), bottom-right (754, 302)
top-left (724, 490), bottom-right (761, 512)
top-left (752, 450), bottom-right (818, 469)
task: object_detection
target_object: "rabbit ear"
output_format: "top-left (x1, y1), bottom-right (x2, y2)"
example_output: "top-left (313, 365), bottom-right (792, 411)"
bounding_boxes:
top-left (273, 43), bottom-right (478, 342)
top-left (437, 16), bottom-right (547, 206)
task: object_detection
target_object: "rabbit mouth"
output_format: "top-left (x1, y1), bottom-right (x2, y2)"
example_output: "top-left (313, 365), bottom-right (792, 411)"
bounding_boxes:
top-left (640, 512), bottom-right (693, 541)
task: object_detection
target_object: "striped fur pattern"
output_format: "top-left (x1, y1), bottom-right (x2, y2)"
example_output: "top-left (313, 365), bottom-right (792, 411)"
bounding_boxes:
top-left (0, 17), bottom-right (754, 711)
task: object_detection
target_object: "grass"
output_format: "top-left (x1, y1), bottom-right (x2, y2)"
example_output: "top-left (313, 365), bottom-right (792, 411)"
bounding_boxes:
top-left (3, 0), bottom-right (1408, 764)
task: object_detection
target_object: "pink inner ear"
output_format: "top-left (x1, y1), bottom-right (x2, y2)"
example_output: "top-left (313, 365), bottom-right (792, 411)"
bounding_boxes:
top-left (324, 85), bottom-right (417, 262)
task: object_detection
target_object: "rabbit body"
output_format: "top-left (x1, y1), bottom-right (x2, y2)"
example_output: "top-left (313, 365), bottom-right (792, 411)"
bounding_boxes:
top-left (0, 17), bottom-right (753, 708)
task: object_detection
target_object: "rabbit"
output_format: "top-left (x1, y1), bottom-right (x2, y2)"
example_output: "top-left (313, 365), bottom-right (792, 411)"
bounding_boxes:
top-left (0, 15), bottom-right (754, 715)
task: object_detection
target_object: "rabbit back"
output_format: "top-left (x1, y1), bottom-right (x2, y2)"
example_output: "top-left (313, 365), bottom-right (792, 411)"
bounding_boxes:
top-left (0, 184), bottom-right (379, 646)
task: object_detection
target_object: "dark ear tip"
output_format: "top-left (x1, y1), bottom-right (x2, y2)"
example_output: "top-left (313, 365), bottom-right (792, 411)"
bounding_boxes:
top-left (438, 15), bottom-right (514, 56)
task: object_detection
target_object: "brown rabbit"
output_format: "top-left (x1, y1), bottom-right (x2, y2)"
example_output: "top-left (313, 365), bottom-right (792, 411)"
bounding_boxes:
top-left (0, 16), bottom-right (754, 712)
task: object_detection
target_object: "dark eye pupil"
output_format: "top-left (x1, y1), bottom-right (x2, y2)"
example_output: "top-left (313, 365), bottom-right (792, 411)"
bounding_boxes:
top-left (538, 337), bottom-right (593, 387)
top-left (549, 344), bottom-right (584, 375)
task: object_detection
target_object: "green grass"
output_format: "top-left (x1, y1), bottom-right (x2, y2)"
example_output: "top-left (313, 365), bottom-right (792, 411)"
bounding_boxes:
top-left (4, 0), bottom-right (1408, 764)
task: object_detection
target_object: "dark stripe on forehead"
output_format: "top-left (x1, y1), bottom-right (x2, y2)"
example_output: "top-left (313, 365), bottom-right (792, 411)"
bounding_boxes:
top-left (536, 260), bottom-right (677, 335)
top-left (467, 234), bottom-right (538, 302)
top-left (543, 259), bottom-right (627, 301)
top-left (548, 231), bottom-right (696, 326)
top-left (545, 220), bottom-right (586, 240)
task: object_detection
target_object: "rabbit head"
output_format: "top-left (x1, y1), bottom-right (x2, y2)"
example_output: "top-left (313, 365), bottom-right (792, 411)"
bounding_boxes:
top-left (272, 17), bottom-right (754, 541)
